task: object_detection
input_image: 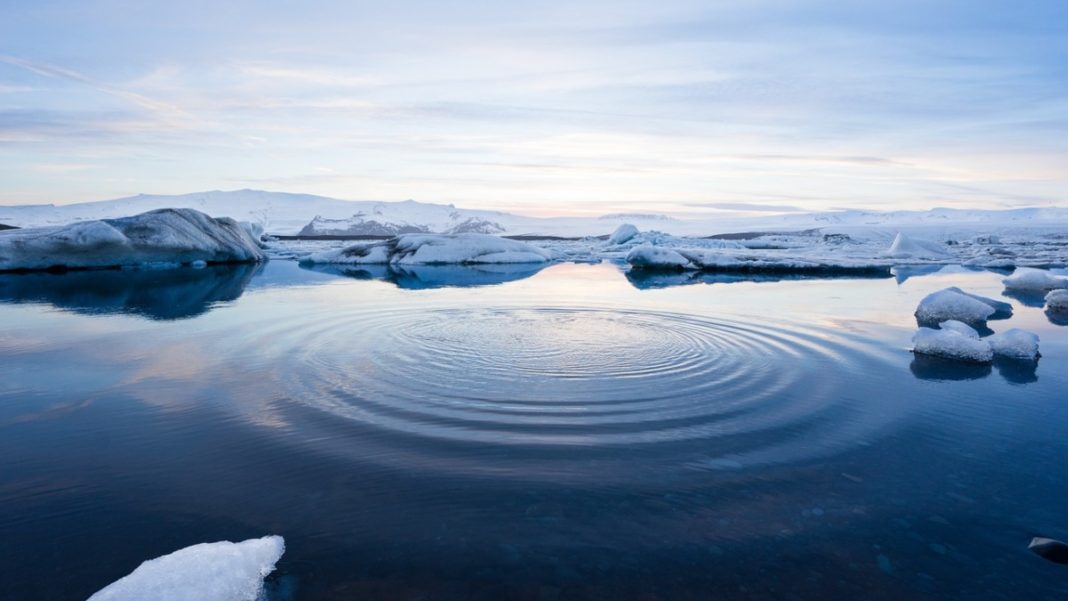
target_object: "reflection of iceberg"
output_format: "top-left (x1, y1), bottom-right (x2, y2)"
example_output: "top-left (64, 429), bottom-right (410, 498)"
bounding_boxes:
top-left (909, 354), bottom-right (992, 381)
top-left (1002, 288), bottom-right (1048, 308)
top-left (993, 357), bottom-right (1039, 385)
top-left (301, 262), bottom-right (546, 289)
top-left (0, 263), bottom-right (260, 320)
top-left (891, 264), bottom-right (947, 284)
top-left (624, 269), bottom-right (891, 290)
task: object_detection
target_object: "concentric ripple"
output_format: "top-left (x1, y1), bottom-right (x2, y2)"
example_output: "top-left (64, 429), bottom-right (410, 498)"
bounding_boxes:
top-left (222, 303), bottom-right (902, 479)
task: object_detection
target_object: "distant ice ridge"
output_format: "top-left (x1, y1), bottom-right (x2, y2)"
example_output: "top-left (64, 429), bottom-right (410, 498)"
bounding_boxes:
top-left (0, 208), bottom-right (265, 272)
top-left (914, 287), bottom-right (1012, 326)
top-left (88, 535), bottom-right (284, 601)
top-left (300, 233), bottom-right (553, 265)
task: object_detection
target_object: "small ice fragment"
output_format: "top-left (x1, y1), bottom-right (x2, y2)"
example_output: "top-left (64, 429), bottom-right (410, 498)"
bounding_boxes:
top-left (88, 535), bottom-right (285, 601)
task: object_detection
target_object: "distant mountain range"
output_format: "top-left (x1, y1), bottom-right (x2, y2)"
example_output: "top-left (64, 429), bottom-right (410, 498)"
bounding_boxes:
top-left (1, 189), bottom-right (1066, 237)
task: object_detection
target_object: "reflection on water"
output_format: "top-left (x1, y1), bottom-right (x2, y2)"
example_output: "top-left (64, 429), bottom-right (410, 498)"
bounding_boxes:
top-left (1, 261), bottom-right (1067, 600)
top-left (0, 263), bottom-right (260, 320)
top-left (301, 262), bottom-right (548, 289)
top-left (1002, 288), bottom-right (1049, 308)
top-left (625, 269), bottom-right (891, 290)
top-left (909, 353), bottom-right (1040, 384)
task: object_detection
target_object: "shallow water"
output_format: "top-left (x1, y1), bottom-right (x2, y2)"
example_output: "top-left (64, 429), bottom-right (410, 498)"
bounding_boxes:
top-left (2, 261), bottom-right (1067, 600)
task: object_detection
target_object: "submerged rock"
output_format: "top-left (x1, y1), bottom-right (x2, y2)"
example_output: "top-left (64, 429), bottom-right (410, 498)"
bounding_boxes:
top-left (1029, 537), bottom-right (1068, 565)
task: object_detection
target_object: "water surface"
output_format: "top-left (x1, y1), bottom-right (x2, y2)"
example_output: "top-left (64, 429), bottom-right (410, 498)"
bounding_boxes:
top-left (1, 261), bottom-right (1066, 599)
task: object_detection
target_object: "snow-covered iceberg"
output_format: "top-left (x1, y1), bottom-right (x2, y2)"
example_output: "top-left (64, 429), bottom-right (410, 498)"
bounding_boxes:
top-left (1046, 289), bottom-right (1068, 312)
top-left (912, 320), bottom-right (993, 363)
top-left (607, 223), bottom-right (640, 245)
top-left (88, 535), bottom-right (284, 601)
top-left (1002, 267), bottom-right (1068, 291)
top-left (914, 287), bottom-right (1011, 326)
top-left (0, 209), bottom-right (265, 271)
top-left (884, 232), bottom-right (951, 260)
top-left (988, 328), bottom-right (1041, 361)
top-left (300, 233), bottom-right (552, 265)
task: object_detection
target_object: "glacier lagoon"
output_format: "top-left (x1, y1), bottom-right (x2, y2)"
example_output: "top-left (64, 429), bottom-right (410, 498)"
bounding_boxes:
top-left (1, 260), bottom-right (1067, 599)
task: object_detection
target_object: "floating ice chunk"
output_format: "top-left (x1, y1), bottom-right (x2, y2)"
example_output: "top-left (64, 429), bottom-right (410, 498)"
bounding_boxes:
top-left (88, 535), bottom-right (285, 601)
top-left (988, 329), bottom-right (1040, 361)
top-left (0, 208), bottom-right (265, 271)
top-left (912, 320), bottom-right (993, 363)
top-left (884, 232), bottom-right (950, 259)
top-left (301, 233), bottom-right (552, 265)
top-left (608, 223), bottom-right (640, 245)
top-left (1003, 267), bottom-right (1068, 291)
top-left (625, 244), bottom-right (693, 270)
top-left (1046, 289), bottom-right (1068, 312)
top-left (914, 288), bottom-right (1002, 325)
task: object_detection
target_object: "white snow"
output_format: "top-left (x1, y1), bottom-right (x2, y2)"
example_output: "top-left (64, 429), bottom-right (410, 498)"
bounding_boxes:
top-left (301, 233), bottom-right (553, 265)
top-left (987, 329), bottom-right (1040, 361)
top-left (0, 208), bottom-right (265, 271)
top-left (1002, 267), bottom-right (1068, 291)
top-left (1046, 289), bottom-right (1068, 312)
top-left (914, 287), bottom-right (1009, 325)
top-left (88, 535), bottom-right (284, 601)
top-left (608, 223), bottom-right (640, 245)
top-left (912, 320), bottom-right (993, 363)
top-left (884, 232), bottom-right (951, 259)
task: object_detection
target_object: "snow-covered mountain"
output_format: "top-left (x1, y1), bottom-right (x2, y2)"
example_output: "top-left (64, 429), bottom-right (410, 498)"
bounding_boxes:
top-left (1, 189), bottom-right (1067, 237)
top-left (0, 190), bottom-right (686, 237)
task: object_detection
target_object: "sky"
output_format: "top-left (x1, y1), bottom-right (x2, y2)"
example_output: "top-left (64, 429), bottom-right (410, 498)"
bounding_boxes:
top-left (1, 0), bottom-right (1067, 217)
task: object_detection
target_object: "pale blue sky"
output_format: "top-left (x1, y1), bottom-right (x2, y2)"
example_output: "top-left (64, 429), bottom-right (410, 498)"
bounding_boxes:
top-left (1, 0), bottom-right (1066, 216)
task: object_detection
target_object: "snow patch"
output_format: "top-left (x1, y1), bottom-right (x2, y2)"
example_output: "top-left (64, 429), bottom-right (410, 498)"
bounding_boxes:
top-left (88, 535), bottom-right (284, 601)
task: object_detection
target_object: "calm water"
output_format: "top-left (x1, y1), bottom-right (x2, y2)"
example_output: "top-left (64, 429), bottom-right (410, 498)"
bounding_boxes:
top-left (2, 261), bottom-right (1067, 600)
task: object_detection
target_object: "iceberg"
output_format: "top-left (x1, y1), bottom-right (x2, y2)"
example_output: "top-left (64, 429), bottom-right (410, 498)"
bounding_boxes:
top-left (1046, 289), bottom-right (1068, 312)
top-left (300, 233), bottom-right (552, 265)
top-left (1002, 267), bottom-right (1068, 291)
top-left (607, 223), bottom-right (640, 245)
top-left (987, 329), bottom-right (1040, 361)
top-left (914, 287), bottom-right (1010, 326)
top-left (625, 245), bottom-right (693, 270)
top-left (0, 209), bottom-right (265, 272)
top-left (884, 232), bottom-right (951, 260)
top-left (88, 535), bottom-right (284, 601)
top-left (912, 320), bottom-right (993, 363)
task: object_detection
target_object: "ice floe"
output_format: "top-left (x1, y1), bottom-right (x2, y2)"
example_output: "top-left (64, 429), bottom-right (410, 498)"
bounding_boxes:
top-left (914, 287), bottom-right (1011, 326)
top-left (300, 233), bottom-right (553, 265)
top-left (1002, 267), bottom-right (1068, 291)
top-left (1046, 289), bottom-right (1068, 312)
top-left (912, 320), bottom-right (994, 363)
top-left (987, 329), bottom-right (1041, 361)
top-left (0, 208), bottom-right (265, 272)
top-left (88, 535), bottom-right (284, 601)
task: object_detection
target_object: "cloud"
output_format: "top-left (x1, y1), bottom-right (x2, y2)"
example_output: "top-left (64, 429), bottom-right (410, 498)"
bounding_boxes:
top-left (0, 54), bottom-right (193, 124)
top-left (684, 202), bottom-right (806, 212)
